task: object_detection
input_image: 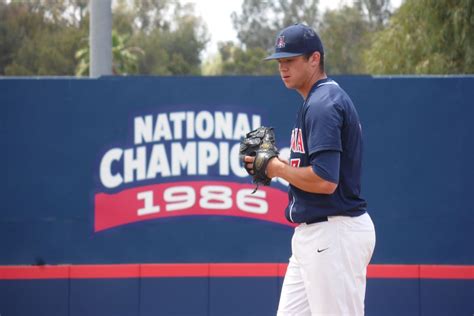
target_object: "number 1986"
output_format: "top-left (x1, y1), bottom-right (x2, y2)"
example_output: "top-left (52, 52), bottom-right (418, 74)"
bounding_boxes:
top-left (136, 185), bottom-right (268, 216)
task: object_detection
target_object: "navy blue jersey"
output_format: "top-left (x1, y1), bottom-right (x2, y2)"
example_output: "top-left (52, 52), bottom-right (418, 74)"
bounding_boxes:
top-left (286, 78), bottom-right (367, 223)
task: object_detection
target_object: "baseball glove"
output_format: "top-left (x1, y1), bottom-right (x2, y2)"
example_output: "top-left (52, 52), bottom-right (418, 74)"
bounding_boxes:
top-left (239, 126), bottom-right (279, 192)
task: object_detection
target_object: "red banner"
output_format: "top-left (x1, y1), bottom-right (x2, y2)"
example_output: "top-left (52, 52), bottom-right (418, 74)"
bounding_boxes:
top-left (94, 181), bottom-right (293, 232)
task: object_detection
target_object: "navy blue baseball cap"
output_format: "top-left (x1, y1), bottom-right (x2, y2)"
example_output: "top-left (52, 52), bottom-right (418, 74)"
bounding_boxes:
top-left (264, 23), bottom-right (324, 60)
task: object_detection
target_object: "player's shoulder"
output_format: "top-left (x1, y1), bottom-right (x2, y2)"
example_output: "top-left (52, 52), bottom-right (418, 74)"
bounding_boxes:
top-left (306, 80), bottom-right (341, 109)
top-left (307, 79), bottom-right (353, 111)
top-left (316, 79), bottom-right (349, 99)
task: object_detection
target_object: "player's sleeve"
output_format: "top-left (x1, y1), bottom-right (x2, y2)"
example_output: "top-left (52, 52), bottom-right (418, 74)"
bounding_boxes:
top-left (304, 101), bottom-right (343, 155)
top-left (310, 150), bottom-right (340, 184)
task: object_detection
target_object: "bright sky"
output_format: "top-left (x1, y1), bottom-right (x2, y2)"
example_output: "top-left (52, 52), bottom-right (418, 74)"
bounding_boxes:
top-left (183, 0), bottom-right (402, 59)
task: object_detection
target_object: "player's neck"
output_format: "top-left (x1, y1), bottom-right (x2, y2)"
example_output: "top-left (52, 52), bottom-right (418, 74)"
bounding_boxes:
top-left (299, 71), bottom-right (327, 100)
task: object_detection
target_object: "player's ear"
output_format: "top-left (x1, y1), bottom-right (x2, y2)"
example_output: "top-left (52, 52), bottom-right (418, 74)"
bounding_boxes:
top-left (310, 51), bottom-right (321, 68)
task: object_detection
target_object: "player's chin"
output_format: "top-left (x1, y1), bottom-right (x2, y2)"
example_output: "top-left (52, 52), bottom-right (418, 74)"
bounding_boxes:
top-left (281, 77), bottom-right (293, 88)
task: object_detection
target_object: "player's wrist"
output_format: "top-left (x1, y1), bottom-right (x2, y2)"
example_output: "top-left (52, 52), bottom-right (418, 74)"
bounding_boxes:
top-left (267, 157), bottom-right (283, 178)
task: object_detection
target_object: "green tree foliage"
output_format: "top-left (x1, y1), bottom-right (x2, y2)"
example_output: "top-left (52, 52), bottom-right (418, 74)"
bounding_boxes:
top-left (0, 0), bottom-right (87, 75)
top-left (130, 0), bottom-right (169, 32)
top-left (218, 41), bottom-right (278, 75)
top-left (231, 0), bottom-right (320, 51)
top-left (319, 5), bottom-right (370, 74)
top-left (364, 0), bottom-right (474, 74)
top-left (355, 0), bottom-right (392, 31)
top-left (128, 2), bottom-right (209, 75)
top-left (75, 31), bottom-right (144, 76)
top-left (0, 0), bottom-right (208, 76)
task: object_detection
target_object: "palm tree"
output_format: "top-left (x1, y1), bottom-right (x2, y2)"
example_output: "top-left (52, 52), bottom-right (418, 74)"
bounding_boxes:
top-left (75, 31), bottom-right (143, 76)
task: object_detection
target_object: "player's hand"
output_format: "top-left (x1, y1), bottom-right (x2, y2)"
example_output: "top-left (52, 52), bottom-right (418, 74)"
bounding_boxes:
top-left (239, 126), bottom-right (279, 190)
top-left (243, 156), bottom-right (255, 175)
top-left (246, 155), bottom-right (288, 178)
top-left (266, 156), bottom-right (285, 178)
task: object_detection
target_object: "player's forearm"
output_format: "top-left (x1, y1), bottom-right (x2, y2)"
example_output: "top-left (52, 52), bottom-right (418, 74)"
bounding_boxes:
top-left (272, 163), bottom-right (337, 194)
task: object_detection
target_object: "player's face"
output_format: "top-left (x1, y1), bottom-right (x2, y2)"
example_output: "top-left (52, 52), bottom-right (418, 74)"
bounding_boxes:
top-left (277, 56), bottom-right (314, 92)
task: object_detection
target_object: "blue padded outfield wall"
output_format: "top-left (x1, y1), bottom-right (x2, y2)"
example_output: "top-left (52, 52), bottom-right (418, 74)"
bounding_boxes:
top-left (1, 76), bottom-right (473, 315)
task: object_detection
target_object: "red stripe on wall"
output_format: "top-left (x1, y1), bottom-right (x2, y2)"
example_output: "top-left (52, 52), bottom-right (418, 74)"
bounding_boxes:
top-left (0, 264), bottom-right (473, 280)
top-left (277, 263), bottom-right (288, 277)
top-left (210, 263), bottom-right (279, 277)
top-left (367, 264), bottom-right (420, 279)
top-left (141, 264), bottom-right (209, 278)
top-left (420, 265), bottom-right (474, 279)
top-left (0, 265), bottom-right (69, 280)
top-left (69, 264), bottom-right (140, 279)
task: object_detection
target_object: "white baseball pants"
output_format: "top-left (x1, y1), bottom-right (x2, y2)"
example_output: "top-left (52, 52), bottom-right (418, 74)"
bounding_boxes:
top-left (277, 213), bottom-right (376, 316)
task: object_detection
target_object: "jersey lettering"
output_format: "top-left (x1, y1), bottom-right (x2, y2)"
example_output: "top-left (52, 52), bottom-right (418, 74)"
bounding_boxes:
top-left (290, 128), bottom-right (305, 153)
top-left (290, 158), bottom-right (301, 168)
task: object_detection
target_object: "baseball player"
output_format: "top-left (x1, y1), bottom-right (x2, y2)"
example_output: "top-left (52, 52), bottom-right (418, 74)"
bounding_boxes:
top-left (243, 24), bottom-right (376, 315)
